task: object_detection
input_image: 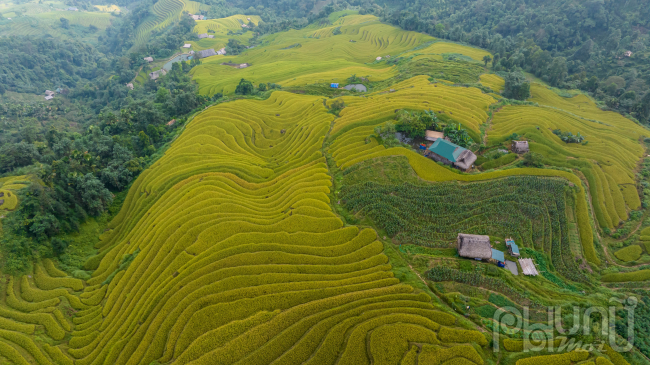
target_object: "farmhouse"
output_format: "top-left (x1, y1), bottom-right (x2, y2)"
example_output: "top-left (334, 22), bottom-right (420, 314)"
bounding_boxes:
top-left (505, 238), bottom-right (520, 257)
top-left (512, 140), bottom-right (529, 154)
top-left (45, 90), bottom-right (55, 96)
top-left (126, 83), bottom-right (134, 90)
top-left (425, 130), bottom-right (444, 142)
top-left (198, 33), bottom-right (209, 39)
top-left (143, 57), bottom-right (153, 62)
top-left (216, 47), bottom-right (226, 55)
top-left (331, 83), bottom-right (339, 88)
top-left (67, 7), bottom-right (78, 11)
top-left (182, 44), bottom-right (192, 48)
top-left (624, 50), bottom-right (632, 57)
top-left (491, 249), bottom-right (506, 267)
top-left (376, 56), bottom-right (382, 61)
top-left (426, 138), bottom-right (477, 171)
top-left (457, 233), bottom-right (492, 260)
top-left (196, 48), bottom-right (217, 58)
top-left (189, 14), bottom-right (205, 20)
top-left (44, 95), bottom-right (54, 101)
top-left (208, 35), bottom-right (214, 38)
top-left (167, 119), bottom-right (176, 126)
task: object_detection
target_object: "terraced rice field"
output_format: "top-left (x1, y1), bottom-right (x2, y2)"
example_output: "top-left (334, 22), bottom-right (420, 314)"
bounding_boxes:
top-left (190, 14), bottom-right (434, 95)
top-left (133, 0), bottom-right (208, 49)
top-left (398, 41), bottom-right (492, 62)
top-left (187, 14), bottom-right (260, 51)
top-left (0, 259), bottom-right (86, 364)
top-left (45, 91), bottom-right (491, 365)
top-left (487, 85), bottom-right (648, 230)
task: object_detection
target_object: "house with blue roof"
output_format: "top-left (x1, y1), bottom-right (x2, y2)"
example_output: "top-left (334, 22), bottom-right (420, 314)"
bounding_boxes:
top-left (426, 138), bottom-right (477, 171)
top-left (491, 249), bottom-right (506, 267)
top-left (506, 238), bottom-right (520, 257)
top-left (331, 83), bottom-right (339, 88)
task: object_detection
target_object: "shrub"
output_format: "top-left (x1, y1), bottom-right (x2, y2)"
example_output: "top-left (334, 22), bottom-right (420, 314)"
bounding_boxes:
top-left (614, 245), bottom-right (642, 262)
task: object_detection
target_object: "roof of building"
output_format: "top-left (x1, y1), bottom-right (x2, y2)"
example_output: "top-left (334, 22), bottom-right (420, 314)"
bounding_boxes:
top-left (519, 258), bottom-right (539, 276)
top-left (208, 35), bottom-right (214, 38)
top-left (428, 138), bottom-right (466, 162)
top-left (45, 90), bottom-right (54, 95)
top-left (44, 95), bottom-right (54, 100)
top-left (425, 130), bottom-right (444, 141)
top-left (126, 83), bottom-right (134, 90)
top-left (376, 56), bottom-right (382, 61)
top-left (491, 249), bottom-right (505, 263)
top-left (68, 7), bottom-right (78, 10)
top-left (331, 83), bottom-right (339, 88)
top-left (506, 239), bottom-right (520, 255)
top-left (198, 33), bottom-right (209, 39)
top-left (196, 48), bottom-right (217, 58)
top-left (457, 233), bottom-right (492, 259)
top-left (453, 149), bottom-right (477, 170)
top-left (182, 44), bottom-right (192, 48)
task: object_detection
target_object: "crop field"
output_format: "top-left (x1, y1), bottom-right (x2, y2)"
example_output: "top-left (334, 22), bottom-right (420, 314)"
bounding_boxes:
top-left (480, 74), bottom-right (505, 92)
top-left (342, 175), bottom-right (590, 284)
top-left (190, 14), bottom-right (435, 95)
top-left (398, 41), bottom-right (492, 62)
top-left (36, 91), bottom-right (502, 365)
top-left (133, 0), bottom-right (209, 49)
top-left (93, 5), bottom-right (120, 12)
top-left (487, 100), bottom-right (647, 230)
top-left (187, 15), bottom-right (260, 51)
top-left (0, 260), bottom-right (86, 364)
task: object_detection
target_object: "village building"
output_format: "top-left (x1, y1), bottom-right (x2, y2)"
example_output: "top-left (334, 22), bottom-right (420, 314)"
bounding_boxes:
top-left (216, 47), bottom-right (226, 55)
top-left (182, 44), bottom-right (192, 48)
top-left (238, 63), bottom-right (250, 68)
top-left (198, 33), bottom-right (209, 39)
top-left (208, 35), bottom-right (214, 38)
top-left (425, 130), bottom-right (444, 142)
top-left (331, 83), bottom-right (339, 88)
top-left (512, 140), bottom-right (529, 154)
top-left (67, 7), bottom-right (78, 11)
top-left (167, 119), bottom-right (176, 126)
top-left (45, 90), bottom-right (55, 96)
top-left (126, 83), bottom-right (134, 90)
top-left (457, 234), bottom-right (492, 260)
top-left (144, 57), bottom-right (153, 62)
top-left (376, 56), bottom-right (382, 61)
top-left (505, 238), bottom-right (520, 257)
top-left (196, 48), bottom-right (217, 58)
top-left (189, 14), bottom-right (205, 20)
top-left (491, 249), bottom-right (506, 267)
top-left (241, 24), bottom-right (248, 27)
top-left (44, 95), bottom-right (54, 100)
top-left (426, 138), bottom-right (477, 171)
top-left (624, 50), bottom-right (633, 57)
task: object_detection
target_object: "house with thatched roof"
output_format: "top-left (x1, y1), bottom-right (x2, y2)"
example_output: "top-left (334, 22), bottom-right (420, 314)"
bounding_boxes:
top-left (426, 139), bottom-right (477, 171)
top-left (457, 233), bottom-right (492, 260)
top-left (196, 48), bottom-right (217, 58)
top-left (425, 130), bottom-right (444, 142)
top-left (512, 140), bottom-right (529, 154)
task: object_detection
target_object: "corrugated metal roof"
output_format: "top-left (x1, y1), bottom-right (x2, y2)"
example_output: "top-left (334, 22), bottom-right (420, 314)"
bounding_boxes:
top-left (428, 138), bottom-right (466, 162)
top-left (491, 249), bottom-right (505, 262)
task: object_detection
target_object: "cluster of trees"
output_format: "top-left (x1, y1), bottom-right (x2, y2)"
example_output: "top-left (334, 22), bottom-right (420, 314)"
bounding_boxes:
top-left (235, 78), bottom-right (281, 95)
top-left (0, 11), bottom-right (211, 272)
top-left (552, 129), bottom-right (586, 144)
top-left (0, 37), bottom-right (106, 94)
top-left (373, 0), bottom-right (650, 122)
top-left (395, 109), bottom-right (472, 148)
